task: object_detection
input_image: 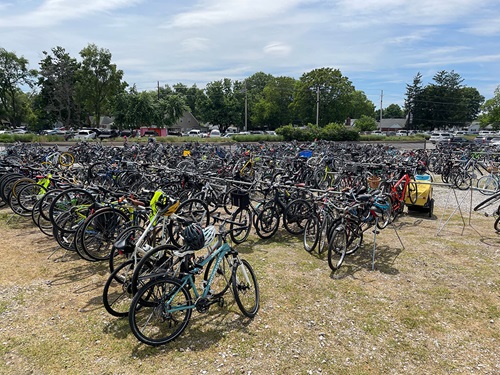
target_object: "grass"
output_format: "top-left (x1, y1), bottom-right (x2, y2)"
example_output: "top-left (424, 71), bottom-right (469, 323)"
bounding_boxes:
top-left (0, 197), bottom-right (499, 374)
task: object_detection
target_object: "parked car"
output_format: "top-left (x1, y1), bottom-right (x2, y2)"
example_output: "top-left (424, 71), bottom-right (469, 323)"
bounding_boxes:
top-left (438, 137), bottom-right (472, 146)
top-left (474, 136), bottom-right (495, 145)
top-left (429, 132), bottom-right (453, 144)
top-left (74, 129), bottom-right (97, 140)
top-left (209, 129), bottom-right (221, 137)
top-left (98, 129), bottom-right (119, 139)
top-left (187, 129), bottom-right (202, 137)
top-left (488, 137), bottom-right (500, 146)
top-left (371, 130), bottom-right (386, 136)
top-left (396, 130), bottom-right (409, 136)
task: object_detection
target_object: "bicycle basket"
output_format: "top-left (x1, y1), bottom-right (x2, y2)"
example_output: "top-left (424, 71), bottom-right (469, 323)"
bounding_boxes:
top-left (231, 190), bottom-right (250, 208)
top-left (299, 150), bottom-right (313, 158)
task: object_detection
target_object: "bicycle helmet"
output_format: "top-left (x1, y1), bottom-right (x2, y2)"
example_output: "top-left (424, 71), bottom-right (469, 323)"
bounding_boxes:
top-left (182, 223), bottom-right (205, 250)
top-left (203, 225), bottom-right (217, 248)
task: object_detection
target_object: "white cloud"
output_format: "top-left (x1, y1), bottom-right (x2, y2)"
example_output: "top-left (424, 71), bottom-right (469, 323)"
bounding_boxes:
top-left (0, 0), bottom-right (144, 28)
top-left (263, 42), bottom-right (292, 57)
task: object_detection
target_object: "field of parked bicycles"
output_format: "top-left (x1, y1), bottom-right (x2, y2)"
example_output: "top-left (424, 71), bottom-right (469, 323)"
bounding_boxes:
top-left (0, 140), bottom-right (499, 374)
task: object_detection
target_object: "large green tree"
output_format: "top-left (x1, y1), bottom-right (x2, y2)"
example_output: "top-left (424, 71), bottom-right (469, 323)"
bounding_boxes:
top-left (0, 48), bottom-right (37, 127)
top-left (37, 46), bottom-right (81, 129)
top-left (252, 76), bottom-right (296, 129)
top-left (76, 44), bottom-right (127, 126)
top-left (404, 72), bottom-right (423, 129)
top-left (290, 68), bottom-right (355, 126)
top-left (406, 70), bottom-right (484, 130)
top-left (201, 79), bottom-right (241, 133)
top-left (383, 104), bottom-right (404, 118)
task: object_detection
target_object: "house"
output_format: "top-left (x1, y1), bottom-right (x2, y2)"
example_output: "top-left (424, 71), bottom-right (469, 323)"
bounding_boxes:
top-left (377, 118), bottom-right (406, 132)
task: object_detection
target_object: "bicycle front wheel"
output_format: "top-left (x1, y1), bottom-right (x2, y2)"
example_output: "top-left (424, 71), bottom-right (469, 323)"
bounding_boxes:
top-left (129, 277), bottom-right (192, 346)
top-left (327, 227), bottom-right (347, 272)
top-left (232, 258), bottom-right (259, 318)
top-left (476, 176), bottom-right (499, 195)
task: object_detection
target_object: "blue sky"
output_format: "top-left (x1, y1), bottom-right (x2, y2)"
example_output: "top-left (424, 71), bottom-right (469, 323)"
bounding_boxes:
top-left (1, 0), bottom-right (500, 109)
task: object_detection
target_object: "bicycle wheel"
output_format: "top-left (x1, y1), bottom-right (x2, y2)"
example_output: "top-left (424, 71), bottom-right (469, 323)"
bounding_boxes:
top-left (232, 258), bottom-right (259, 318)
top-left (376, 194), bottom-right (393, 230)
top-left (17, 183), bottom-right (47, 213)
top-left (59, 152), bottom-right (75, 167)
top-left (203, 255), bottom-right (232, 298)
top-left (327, 227), bottom-right (347, 272)
top-left (131, 244), bottom-right (178, 295)
top-left (474, 190), bottom-right (500, 211)
top-left (283, 199), bottom-right (313, 235)
top-left (255, 205), bottom-right (280, 239)
top-left (406, 181), bottom-right (419, 205)
top-left (80, 207), bottom-right (130, 261)
top-left (303, 216), bottom-right (320, 253)
top-left (102, 259), bottom-right (135, 317)
top-left (494, 216), bottom-right (500, 232)
top-left (129, 277), bottom-right (192, 346)
top-left (229, 207), bottom-right (252, 244)
top-left (48, 188), bottom-right (95, 232)
top-left (476, 176), bottom-right (499, 195)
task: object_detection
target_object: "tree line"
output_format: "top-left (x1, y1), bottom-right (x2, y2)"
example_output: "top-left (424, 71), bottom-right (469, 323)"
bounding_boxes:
top-left (1, 43), bottom-right (497, 134)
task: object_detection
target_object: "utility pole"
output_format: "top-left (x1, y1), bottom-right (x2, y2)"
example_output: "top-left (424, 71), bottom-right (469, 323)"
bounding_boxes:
top-left (157, 81), bottom-right (160, 100)
top-left (380, 90), bottom-right (383, 122)
top-left (316, 86), bottom-right (320, 126)
top-left (244, 89), bottom-right (248, 132)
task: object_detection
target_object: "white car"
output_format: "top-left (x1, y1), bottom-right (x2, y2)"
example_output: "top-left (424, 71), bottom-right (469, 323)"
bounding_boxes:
top-left (74, 130), bottom-right (96, 140)
top-left (429, 132), bottom-right (453, 144)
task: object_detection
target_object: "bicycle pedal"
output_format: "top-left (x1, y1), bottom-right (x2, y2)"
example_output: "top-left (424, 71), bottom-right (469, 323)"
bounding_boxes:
top-left (372, 230), bottom-right (380, 234)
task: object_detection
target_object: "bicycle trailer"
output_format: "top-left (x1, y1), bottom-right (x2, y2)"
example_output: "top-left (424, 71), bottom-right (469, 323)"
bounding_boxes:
top-left (405, 175), bottom-right (434, 217)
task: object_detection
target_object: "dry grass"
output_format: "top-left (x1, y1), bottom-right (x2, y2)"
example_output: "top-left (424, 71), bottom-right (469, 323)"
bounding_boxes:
top-left (0, 194), bottom-right (499, 375)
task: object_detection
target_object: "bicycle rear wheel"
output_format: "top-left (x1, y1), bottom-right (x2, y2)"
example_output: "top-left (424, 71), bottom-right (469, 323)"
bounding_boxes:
top-left (476, 175), bottom-right (499, 195)
top-left (129, 277), bottom-right (192, 346)
top-left (102, 259), bottom-right (135, 317)
top-left (255, 205), bottom-right (280, 239)
top-left (230, 207), bottom-right (252, 244)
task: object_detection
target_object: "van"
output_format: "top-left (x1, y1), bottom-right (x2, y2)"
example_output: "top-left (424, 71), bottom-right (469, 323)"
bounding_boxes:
top-left (396, 130), bottom-right (409, 136)
top-left (187, 129), bottom-right (201, 137)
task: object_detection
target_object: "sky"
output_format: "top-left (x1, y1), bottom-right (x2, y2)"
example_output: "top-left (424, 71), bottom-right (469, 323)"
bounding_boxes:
top-left (1, 0), bottom-right (500, 110)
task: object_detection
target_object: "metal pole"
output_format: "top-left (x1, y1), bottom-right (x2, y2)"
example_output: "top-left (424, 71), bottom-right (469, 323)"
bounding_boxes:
top-left (316, 86), bottom-right (320, 126)
top-left (244, 91), bottom-right (248, 132)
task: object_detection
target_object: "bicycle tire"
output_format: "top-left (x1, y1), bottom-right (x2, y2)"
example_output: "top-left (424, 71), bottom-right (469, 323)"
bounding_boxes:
top-left (131, 244), bottom-right (178, 295)
top-left (48, 188), bottom-right (95, 233)
top-left (203, 255), bottom-right (232, 298)
top-left (17, 183), bottom-right (47, 213)
top-left (327, 227), bottom-right (347, 272)
top-left (476, 175), bottom-right (499, 195)
top-left (254, 205), bottom-right (280, 239)
top-left (474, 190), bottom-right (500, 211)
top-left (59, 152), bottom-right (75, 167)
top-left (406, 181), bottom-right (419, 205)
top-left (80, 207), bottom-right (130, 261)
top-left (230, 207), bottom-right (252, 244)
top-left (303, 216), bottom-right (320, 253)
top-left (232, 258), bottom-right (259, 318)
top-left (283, 199), bottom-right (313, 235)
top-left (495, 216), bottom-right (500, 232)
top-left (128, 277), bottom-right (192, 346)
top-left (102, 259), bottom-right (136, 317)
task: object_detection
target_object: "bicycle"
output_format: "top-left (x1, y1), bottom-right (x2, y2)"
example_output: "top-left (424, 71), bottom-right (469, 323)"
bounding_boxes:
top-left (128, 222), bottom-right (259, 346)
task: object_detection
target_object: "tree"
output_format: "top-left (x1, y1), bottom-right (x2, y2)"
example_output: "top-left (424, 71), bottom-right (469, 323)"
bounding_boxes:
top-left (406, 70), bottom-right (483, 130)
top-left (404, 72), bottom-right (423, 129)
top-left (0, 48), bottom-right (37, 127)
top-left (479, 86), bottom-right (500, 129)
top-left (354, 115), bottom-right (377, 132)
top-left (201, 79), bottom-right (241, 133)
top-left (37, 46), bottom-right (81, 129)
top-left (252, 76), bottom-right (295, 129)
top-left (347, 90), bottom-right (376, 120)
top-left (383, 104), bottom-right (404, 118)
top-left (290, 68), bottom-right (355, 126)
top-left (76, 44), bottom-right (127, 127)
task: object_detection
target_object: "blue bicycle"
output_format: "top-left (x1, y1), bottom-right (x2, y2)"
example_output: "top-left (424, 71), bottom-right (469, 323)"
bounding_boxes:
top-left (128, 222), bottom-right (260, 346)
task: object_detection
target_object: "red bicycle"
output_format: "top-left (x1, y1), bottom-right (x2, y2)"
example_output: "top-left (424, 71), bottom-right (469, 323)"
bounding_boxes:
top-left (380, 171), bottom-right (418, 220)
